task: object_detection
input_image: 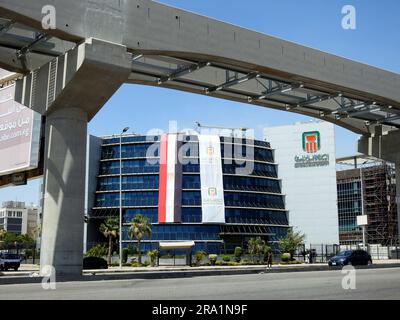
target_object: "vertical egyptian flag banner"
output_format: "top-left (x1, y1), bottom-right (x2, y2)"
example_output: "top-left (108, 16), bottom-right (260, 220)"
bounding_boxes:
top-left (158, 134), bottom-right (182, 223)
top-left (198, 135), bottom-right (225, 223)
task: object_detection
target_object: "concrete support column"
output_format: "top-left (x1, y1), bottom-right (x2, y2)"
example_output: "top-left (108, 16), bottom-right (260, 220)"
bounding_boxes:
top-left (40, 107), bottom-right (88, 276)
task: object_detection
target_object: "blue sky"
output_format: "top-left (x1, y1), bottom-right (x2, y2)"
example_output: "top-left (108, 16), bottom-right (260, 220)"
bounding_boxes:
top-left (1, 0), bottom-right (399, 205)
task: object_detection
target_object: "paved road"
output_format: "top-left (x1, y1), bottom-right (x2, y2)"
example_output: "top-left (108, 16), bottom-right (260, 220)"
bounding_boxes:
top-left (0, 268), bottom-right (399, 300)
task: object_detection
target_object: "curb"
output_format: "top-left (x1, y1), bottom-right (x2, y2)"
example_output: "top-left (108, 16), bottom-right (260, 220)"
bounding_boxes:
top-left (1, 263), bottom-right (400, 285)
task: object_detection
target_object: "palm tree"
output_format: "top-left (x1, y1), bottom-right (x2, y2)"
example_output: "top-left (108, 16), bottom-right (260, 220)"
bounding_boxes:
top-left (247, 237), bottom-right (266, 262)
top-left (278, 229), bottom-right (306, 261)
top-left (100, 218), bottom-right (119, 265)
top-left (128, 215), bottom-right (152, 265)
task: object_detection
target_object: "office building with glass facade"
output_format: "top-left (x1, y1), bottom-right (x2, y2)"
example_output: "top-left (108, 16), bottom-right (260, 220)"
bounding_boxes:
top-left (85, 133), bottom-right (290, 254)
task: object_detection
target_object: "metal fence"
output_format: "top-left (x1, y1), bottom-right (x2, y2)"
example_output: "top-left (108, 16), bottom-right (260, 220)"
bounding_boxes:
top-left (291, 244), bottom-right (400, 263)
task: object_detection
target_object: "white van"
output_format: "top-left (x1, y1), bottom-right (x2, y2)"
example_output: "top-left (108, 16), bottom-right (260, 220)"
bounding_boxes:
top-left (0, 253), bottom-right (21, 271)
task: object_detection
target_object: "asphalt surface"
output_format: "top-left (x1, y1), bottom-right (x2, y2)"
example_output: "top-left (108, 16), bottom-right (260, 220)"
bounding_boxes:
top-left (0, 268), bottom-right (399, 300)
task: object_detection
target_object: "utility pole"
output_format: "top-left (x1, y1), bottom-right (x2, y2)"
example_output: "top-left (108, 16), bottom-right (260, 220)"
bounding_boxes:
top-left (119, 127), bottom-right (129, 269)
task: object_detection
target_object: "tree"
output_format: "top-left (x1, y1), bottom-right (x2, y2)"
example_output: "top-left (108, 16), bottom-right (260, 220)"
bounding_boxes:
top-left (128, 215), bottom-right (152, 265)
top-left (194, 251), bottom-right (206, 266)
top-left (247, 237), bottom-right (266, 262)
top-left (0, 229), bottom-right (6, 241)
top-left (147, 250), bottom-right (159, 267)
top-left (278, 229), bottom-right (305, 261)
top-left (16, 234), bottom-right (35, 246)
top-left (234, 247), bottom-right (242, 263)
top-left (100, 218), bottom-right (119, 265)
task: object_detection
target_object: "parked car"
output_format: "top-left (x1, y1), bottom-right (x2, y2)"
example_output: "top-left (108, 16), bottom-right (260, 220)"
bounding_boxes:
top-left (83, 257), bottom-right (108, 270)
top-left (0, 253), bottom-right (21, 271)
top-left (328, 250), bottom-right (372, 267)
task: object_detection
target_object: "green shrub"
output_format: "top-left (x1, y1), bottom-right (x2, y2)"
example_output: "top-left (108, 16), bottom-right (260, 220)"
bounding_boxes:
top-left (195, 251), bottom-right (206, 266)
top-left (142, 260), bottom-right (150, 267)
top-left (239, 260), bottom-right (263, 265)
top-left (222, 255), bottom-right (231, 262)
top-left (281, 253), bottom-right (291, 262)
top-left (131, 262), bottom-right (140, 267)
top-left (279, 260), bottom-right (304, 265)
top-left (147, 250), bottom-right (159, 267)
top-left (208, 254), bottom-right (218, 266)
top-left (234, 247), bottom-right (242, 262)
top-left (85, 244), bottom-right (108, 258)
top-left (127, 245), bottom-right (138, 255)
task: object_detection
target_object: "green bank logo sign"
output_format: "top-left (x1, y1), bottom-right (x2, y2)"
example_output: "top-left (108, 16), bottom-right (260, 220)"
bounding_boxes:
top-left (302, 131), bottom-right (321, 153)
top-left (295, 131), bottom-right (329, 168)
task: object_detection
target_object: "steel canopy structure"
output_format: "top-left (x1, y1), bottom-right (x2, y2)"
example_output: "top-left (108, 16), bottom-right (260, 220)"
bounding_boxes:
top-left (0, 0), bottom-right (399, 275)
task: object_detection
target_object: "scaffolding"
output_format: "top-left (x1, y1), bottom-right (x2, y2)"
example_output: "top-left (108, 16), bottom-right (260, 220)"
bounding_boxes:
top-left (337, 155), bottom-right (399, 246)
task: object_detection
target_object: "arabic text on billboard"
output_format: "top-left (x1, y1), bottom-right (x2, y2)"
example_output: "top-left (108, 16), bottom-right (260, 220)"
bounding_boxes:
top-left (0, 83), bottom-right (41, 175)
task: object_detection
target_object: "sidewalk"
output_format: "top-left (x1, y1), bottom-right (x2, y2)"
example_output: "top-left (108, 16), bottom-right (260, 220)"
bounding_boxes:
top-left (1, 260), bottom-right (400, 283)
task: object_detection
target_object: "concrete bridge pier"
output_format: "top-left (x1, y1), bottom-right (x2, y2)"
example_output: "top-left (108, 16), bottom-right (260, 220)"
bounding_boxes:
top-left (40, 108), bottom-right (88, 276)
top-left (13, 38), bottom-right (133, 276)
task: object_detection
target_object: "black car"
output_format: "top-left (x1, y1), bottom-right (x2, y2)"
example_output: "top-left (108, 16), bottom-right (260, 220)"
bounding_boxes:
top-left (328, 250), bottom-right (372, 267)
top-left (83, 257), bottom-right (108, 270)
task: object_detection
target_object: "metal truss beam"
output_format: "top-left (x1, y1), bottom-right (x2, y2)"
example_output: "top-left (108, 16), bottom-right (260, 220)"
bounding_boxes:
top-left (291, 92), bottom-right (342, 110)
top-left (248, 83), bottom-right (302, 102)
top-left (346, 106), bottom-right (382, 118)
top-left (157, 61), bottom-right (210, 84)
top-left (369, 114), bottom-right (400, 126)
top-left (129, 54), bottom-right (400, 130)
top-left (16, 33), bottom-right (50, 59)
top-left (0, 19), bottom-right (13, 34)
top-left (329, 102), bottom-right (369, 115)
top-left (205, 72), bottom-right (260, 94)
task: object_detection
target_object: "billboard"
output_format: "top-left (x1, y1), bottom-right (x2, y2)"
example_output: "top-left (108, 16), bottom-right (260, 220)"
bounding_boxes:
top-left (264, 121), bottom-right (339, 245)
top-left (0, 78), bottom-right (41, 175)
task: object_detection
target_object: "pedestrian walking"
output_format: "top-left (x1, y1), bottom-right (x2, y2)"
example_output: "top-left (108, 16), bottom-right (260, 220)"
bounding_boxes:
top-left (267, 251), bottom-right (273, 269)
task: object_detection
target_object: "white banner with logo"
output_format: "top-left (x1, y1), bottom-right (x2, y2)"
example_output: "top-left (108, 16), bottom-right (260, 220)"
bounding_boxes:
top-left (198, 135), bottom-right (225, 223)
top-left (165, 133), bottom-right (178, 223)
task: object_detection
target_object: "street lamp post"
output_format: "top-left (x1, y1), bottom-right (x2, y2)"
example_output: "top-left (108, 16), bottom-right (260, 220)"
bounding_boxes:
top-left (360, 168), bottom-right (366, 248)
top-left (119, 127), bottom-right (129, 269)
